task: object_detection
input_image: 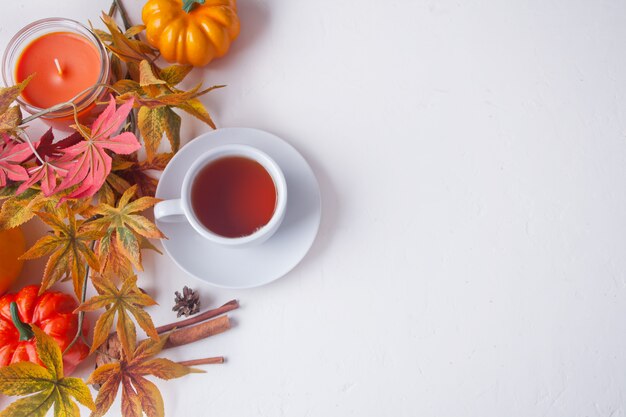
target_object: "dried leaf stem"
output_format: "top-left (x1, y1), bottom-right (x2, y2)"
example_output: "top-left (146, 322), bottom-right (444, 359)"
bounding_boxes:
top-left (108, 1), bottom-right (117, 17)
top-left (113, 0), bottom-right (134, 32)
top-left (21, 83), bottom-right (119, 125)
top-left (107, 0), bottom-right (141, 136)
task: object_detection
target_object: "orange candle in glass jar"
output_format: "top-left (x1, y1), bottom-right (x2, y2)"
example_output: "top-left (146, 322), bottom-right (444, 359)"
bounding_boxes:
top-left (15, 32), bottom-right (102, 109)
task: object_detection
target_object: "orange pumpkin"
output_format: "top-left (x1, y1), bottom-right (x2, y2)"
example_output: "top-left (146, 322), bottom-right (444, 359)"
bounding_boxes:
top-left (0, 227), bottom-right (25, 295)
top-left (142, 0), bottom-right (240, 67)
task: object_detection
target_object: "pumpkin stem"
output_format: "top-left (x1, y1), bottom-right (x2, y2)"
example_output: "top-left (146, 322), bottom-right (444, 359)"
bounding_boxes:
top-left (10, 301), bottom-right (34, 342)
top-left (182, 0), bottom-right (205, 13)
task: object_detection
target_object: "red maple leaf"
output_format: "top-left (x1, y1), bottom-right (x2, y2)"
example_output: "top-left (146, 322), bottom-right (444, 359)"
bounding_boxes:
top-left (56, 97), bottom-right (140, 201)
top-left (29, 128), bottom-right (83, 161)
top-left (0, 134), bottom-right (32, 187)
top-left (16, 156), bottom-right (75, 196)
top-left (16, 129), bottom-right (84, 196)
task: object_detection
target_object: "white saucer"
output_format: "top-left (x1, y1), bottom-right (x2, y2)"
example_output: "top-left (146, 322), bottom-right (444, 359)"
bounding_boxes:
top-left (155, 128), bottom-right (321, 289)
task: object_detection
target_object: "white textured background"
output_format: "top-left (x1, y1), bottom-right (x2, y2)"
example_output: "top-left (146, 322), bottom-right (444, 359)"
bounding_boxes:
top-left (2, 0), bottom-right (626, 416)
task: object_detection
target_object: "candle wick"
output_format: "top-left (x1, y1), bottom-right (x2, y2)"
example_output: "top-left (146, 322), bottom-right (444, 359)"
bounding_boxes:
top-left (54, 58), bottom-right (63, 76)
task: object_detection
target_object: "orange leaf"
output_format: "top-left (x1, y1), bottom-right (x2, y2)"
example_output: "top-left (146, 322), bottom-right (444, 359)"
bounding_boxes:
top-left (90, 371), bottom-right (121, 417)
top-left (121, 377), bottom-right (142, 417)
top-left (176, 97), bottom-right (216, 128)
top-left (86, 363), bottom-right (119, 386)
top-left (134, 358), bottom-right (203, 380)
top-left (116, 309), bottom-right (138, 360)
top-left (84, 186), bottom-right (164, 273)
top-left (112, 153), bottom-right (172, 198)
top-left (77, 274), bottom-right (158, 357)
top-left (89, 308), bottom-right (116, 355)
top-left (88, 333), bottom-right (202, 417)
top-left (130, 376), bottom-right (164, 417)
top-left (21, 207), bottom-right (102, 298)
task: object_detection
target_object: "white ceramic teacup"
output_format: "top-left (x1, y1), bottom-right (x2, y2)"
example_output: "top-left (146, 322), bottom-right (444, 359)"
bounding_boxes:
top-left (154, 144), bottom-right (288, 248)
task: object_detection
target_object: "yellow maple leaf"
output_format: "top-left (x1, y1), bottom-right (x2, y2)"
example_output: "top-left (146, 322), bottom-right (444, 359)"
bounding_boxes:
top-left (82, 185), bottom-right (164, 273)
top-left (19, 204), bottom-right (102, 299)
top-left (0, 327), bottom-right (95, 417)
top-left (76, 273), bottom-right (159, 357)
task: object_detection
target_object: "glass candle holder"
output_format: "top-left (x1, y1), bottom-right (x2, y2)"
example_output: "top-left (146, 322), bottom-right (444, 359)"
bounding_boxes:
top-left (2, 18), bottom-right (110, 126)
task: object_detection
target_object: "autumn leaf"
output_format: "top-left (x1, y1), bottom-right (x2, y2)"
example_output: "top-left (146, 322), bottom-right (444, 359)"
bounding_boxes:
top-left (0, 188), bottom-right (50, 230)
top-left (0, 183), bottom-right (17, 199)
top-left (125, 25), bottom-right (146, 39)
top-left (110, 54), bottom-right (125, 82)
top-left (101, 239), bottom-right (136, 278)
top-left (28, 128), bottom-right (83, 161)
top-left (77, 273), bottom-right (159, 357)
top-left (94, 180), bottom-right (116, 206)
top-left (19, 205), bottom-right (102, 298)
top-left (97, 13), bottom-right (156, 64)
top-left (0, 106), bottom-right (23, 134)
top-left (113, 152), bottom-right (172, 198)
top-left (55, 96), bottom-right (141, 201)
top-left (87, 334), bottom-right (203, 417)
top-left (16, 157), bottom-right (73, 197)
top-left (0, 75), bottom-right (33, 134)
top-left (12, 130), bottom-right (83, 196)
top-left (137, 106), bottom-right (166, 160)
top-left (84, 185), bottom-right (164, 273)
top-left (176, 96), bottom-right (217, 128)
top-left (0, 326), bottom-right (95, 417)
top-left (0, 74), bottom-right (33, 114)
top-left (159, 64), bottom-right (193, 85)
top-left (113, 59), bottom-right (221, 159)
top-left (139, 60), bottom-right (166, 88)
top-left (0, 133), bottom-right (33, 187)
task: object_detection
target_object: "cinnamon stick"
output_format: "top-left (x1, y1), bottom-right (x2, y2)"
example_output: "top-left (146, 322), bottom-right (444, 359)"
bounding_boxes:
top-left (164, 315), bottom-right (230, 349)
top-left (178, 357), bottom-right (224, 366)
top-left (156, 299), bottom-right (239, 334)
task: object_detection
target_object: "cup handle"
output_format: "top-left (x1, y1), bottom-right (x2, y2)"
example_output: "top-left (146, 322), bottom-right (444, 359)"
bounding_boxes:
top-left (154, 199), bottom-right (186, 223)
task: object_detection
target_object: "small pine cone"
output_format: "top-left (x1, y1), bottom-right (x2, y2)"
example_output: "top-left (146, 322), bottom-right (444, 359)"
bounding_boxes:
top-left (173, 286), bottom-right (200, 317)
